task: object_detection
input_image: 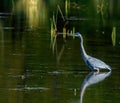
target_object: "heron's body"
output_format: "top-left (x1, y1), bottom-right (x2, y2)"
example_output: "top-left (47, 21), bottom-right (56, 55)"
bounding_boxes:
top-left (73, 32), bottom-right (111, 71)
top-left (86, 55), bottom-right (111, 71)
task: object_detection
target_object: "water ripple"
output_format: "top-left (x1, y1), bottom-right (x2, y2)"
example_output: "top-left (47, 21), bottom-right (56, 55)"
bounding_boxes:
top-left (0, 87), bottom-right (49, 91)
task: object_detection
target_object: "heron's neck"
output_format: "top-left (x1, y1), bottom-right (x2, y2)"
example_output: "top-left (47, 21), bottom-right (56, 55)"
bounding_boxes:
top-left (80, 38), bottom-right (88, 61)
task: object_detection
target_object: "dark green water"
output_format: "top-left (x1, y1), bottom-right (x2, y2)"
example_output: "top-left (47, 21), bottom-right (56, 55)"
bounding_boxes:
top-left (0, 0), bottom-right (120, 103)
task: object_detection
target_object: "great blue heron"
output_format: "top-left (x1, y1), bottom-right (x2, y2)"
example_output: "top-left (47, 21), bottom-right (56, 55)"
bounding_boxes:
top-left (72, 32), bottom-right (111, 72)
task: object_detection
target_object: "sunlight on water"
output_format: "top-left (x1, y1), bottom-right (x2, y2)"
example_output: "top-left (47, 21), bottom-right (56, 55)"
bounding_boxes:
top-left (26, 0), bottom-right (39, 28)
top-left (12, 0), bottom-right (47, 28)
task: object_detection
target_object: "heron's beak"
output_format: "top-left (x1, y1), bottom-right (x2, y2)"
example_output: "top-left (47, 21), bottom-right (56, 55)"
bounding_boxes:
top-left (67, 33), bottom-right (74, 37)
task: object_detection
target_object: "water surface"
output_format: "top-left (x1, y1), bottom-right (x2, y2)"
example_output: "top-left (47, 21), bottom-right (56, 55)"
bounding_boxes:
top-left (0, 0), bottom-right (120, 103)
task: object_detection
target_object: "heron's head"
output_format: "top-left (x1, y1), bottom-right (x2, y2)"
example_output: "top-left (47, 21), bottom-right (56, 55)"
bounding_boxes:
top-left (73, 32), bottom-right (82, 37)
top-left (73, 32), bottom-right (81, 36)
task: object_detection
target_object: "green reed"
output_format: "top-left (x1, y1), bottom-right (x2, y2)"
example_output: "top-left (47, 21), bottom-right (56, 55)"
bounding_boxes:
top-left (65, 0), bottom-right (70, 17)
top-left (11, 0), bottom-right (15, 11)
top-left (57, 5), bottom-right (65, 21)
top-left (50, 14), bottom-right (54, 44)
top-left (50, 1), bottom-right (76, 53)
top-left (97, 0), bottom-right (107, 15)
top-left (50, 13), bottom-right (57, 50)
top-left (63, 27), bottom-right (66, 40)
top-left (111, 27), bottom-right (116, 46)
top-left (72, 27), bottom-right (75, 39)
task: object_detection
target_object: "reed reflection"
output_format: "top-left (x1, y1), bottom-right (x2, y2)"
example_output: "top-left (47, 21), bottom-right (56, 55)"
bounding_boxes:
top-left (0, 21), bottom-right (4, 67)
top-left (80, 71), bottom-right (111, 103)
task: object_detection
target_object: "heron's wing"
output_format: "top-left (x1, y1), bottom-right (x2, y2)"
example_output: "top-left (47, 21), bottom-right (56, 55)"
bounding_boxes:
top-left (87, 56), bottom-right (110, 69)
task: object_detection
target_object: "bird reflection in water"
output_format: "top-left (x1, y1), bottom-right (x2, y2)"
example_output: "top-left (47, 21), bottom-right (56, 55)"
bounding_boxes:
top-left (80, 71), bottom-right (111, 103)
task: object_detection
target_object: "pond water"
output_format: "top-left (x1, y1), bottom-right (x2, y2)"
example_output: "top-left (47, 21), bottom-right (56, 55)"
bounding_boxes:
top-left (0, 0), bottom-right (120, 103)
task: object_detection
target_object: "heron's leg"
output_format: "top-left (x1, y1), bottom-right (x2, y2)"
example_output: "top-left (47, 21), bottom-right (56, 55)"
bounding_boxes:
top-left (96, 68), bottom-right (99, 73)
top-left (94, 68), bottom-right (99, 73)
